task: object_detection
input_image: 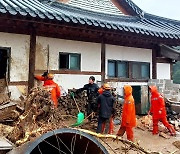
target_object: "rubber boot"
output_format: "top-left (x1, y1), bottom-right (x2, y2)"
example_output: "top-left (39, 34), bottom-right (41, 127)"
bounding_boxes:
top-left (168, 124), bottom-right (176, 136)
top-left (117, 126), bottom-right (126, 136)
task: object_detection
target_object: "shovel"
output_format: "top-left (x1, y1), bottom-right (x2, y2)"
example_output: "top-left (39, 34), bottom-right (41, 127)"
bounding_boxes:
top-left (70, 92), bottom-right (85, 126)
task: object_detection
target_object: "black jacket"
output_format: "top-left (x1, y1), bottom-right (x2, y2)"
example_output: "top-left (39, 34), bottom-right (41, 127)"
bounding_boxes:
top-left (80, 83), bottom-right (99, 100)
top-left (97, 91), bottom-right (115, 118)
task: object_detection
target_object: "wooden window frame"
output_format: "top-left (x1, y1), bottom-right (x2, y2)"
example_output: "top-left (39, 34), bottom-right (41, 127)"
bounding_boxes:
top-left (59, 52), bottom-right (81, 70)
top-left (107, 60), bottom-right (150, 81)
top-left (131, 61), bottom-right (150, 79)
top-left (108, 60), bottom-right (129, 78)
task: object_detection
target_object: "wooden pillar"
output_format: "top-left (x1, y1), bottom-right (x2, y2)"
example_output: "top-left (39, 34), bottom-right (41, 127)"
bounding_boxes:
top-left (101, 41), bottom-right (105, 83)
top-left (28, 27), bottom-right (36, 92)
top-left (170, 63), bottom-right (173, 80)
top-left (152, 48), bottom-right (157, 79)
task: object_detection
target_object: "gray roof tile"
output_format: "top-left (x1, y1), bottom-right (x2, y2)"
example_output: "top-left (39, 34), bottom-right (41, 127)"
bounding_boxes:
top-left (0, 0), bottom-right (180, 40)
top-left (65, 0), bottom-right (124, 16)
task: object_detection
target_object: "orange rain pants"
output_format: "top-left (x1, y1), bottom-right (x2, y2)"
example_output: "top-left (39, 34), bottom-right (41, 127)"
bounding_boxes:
top-left (117, 85), bottom-right (136, 141)
top-left (149, 86), bottom-right (176, 135)
top-left (102, 116), bottom-right (114, 134)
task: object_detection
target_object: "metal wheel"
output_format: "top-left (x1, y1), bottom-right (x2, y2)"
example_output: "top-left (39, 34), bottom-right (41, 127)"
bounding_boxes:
top-left (9, 128), bottom-right (108, 154)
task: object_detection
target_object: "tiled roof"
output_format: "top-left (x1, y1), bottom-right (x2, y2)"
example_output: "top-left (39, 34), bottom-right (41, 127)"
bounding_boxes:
top-left (65, 0), bottom-right (124, 16)
top-left (0, 0), bottom-right (180, 40)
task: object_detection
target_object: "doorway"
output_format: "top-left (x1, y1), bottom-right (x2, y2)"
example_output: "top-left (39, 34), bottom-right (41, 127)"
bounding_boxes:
top-left (0, 48), bottom-right (9, 79)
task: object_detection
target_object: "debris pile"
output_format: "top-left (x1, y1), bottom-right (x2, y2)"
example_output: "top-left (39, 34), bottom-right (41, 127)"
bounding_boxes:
top-left (5, 87), bottom-right (67, 145)
top-left (137, 115), bottom-right (180, 139)
top-left (0, 87), bottom-right (179, 154)
top-left (1, 87), bottom-right (124, 146)
top-left (58, 90), bottom-right (87, 117)
top-left (137, 115), bottom-right (153, 131)
top-left (165, 99), bottom-right (180, 131)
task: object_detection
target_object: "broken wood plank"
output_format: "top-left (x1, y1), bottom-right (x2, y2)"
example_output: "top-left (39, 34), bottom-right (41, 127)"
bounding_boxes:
top-left (159, 132), bottom-right (170, 139)
top-left (0, 102), bottom-right (18, 122)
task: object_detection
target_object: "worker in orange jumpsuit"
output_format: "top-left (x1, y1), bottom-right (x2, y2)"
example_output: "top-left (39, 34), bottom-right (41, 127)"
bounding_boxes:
top-left (98, 85), bottom-right (114, 134)
top-left (117, 85), bottom-right (136, 141)
top-left (34, 72), bottom-right (61, 108)
top-left (149, 86), bottom-right (176, 136)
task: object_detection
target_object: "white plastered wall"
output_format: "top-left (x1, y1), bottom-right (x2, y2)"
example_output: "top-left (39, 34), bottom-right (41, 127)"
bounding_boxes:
top-left (0, 32), bottom-right (30, 81)
top-left (157, 63), bottom-right (171, 79)
top-left (0, 32), bottom-right (30, 100)
top-left (106, 44), bottom-right (152, 95)
top-left (36, 36), bottom-right (101, 92)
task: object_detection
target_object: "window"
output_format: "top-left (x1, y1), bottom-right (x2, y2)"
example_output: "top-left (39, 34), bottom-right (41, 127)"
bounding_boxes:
top-left (59, 53), bottom-right (81, 70)
top-left (108, 60), bottom-right (128, 78)
top-left (108, 60), bottom-right (150, 80)
top-left (108, 61), bottom-right (115, 77)
top-left (132, 62), bottom-right (150, 79)
top-left (117, 61), bottom-right (128, 78)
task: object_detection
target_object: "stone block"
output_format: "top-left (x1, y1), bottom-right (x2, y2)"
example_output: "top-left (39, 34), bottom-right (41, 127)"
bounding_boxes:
top-left (165, 79), bottom-right (173, 84)
top-left (172, 87), bottom-right (179, 92)
top-left (147, 83), bottom-right (155, 87)
top-left (172, 84), bottom-right (180, 88)
top-left (163, 90), bottom-right (171, 95)
top-left (159, 79), bottom-right (165, 84)
top-left (157, 83), bottom-right (164, 88)
top-left (172, 91), bottom-right (178, 95)
top-left (164, 94), bottom-right (171, 99)
top-left (148, 79), bottom-right (159, 83)
top-left (158, 88), bottom-right (163, 93)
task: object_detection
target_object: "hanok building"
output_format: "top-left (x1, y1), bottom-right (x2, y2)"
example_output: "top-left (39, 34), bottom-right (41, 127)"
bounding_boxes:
top-left (0, 0), bottom-right (180, 112)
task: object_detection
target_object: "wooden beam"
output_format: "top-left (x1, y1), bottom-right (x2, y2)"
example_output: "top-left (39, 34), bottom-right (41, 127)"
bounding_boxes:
top-left (170, 63), bottom-right (173, 80)
top-left (9, 81), bottom-right (28, 86)
top-left (35, 70), bottom-right (101, 75)
top-left (101, 40), bottom-right (105, 83)
top-left (152, 47), bottom-right (157, 79)
top-left (28, 27), bottom-right (36, 92)
top-left (156, 57), bottom-right (173, 63)
top-left (105, 78), bottom-right (148, 82)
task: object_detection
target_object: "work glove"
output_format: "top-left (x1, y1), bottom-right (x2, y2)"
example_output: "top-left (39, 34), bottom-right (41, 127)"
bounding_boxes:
top-left (70, 92), bottom-right (75, 99)
top-left (42, 71), bottom-right (48, 77)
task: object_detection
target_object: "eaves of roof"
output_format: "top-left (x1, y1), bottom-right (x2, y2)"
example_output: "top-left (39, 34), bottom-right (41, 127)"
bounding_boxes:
top-left (0, 0), bottom-right (180, 40)
top-left (160, 44), bottom-right (180, 61)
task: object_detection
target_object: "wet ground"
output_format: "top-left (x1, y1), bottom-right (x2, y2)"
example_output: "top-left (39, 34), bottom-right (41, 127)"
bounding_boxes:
top-left (70, 116), bottom-right (180, 154)
top-left (100, 125), bottom-right (180, 154)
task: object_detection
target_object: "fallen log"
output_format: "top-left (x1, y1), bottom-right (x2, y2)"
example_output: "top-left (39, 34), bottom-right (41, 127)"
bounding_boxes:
top-left (75, 128), bottom-right (152, 154)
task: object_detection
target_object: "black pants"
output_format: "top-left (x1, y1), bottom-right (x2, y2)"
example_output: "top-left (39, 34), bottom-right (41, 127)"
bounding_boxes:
top-left (87, 101), bottom-right (97, 119)
top-left (96, 116), bottom-right (110, 134)
top-left (87, 102), bottom-right (92, 116)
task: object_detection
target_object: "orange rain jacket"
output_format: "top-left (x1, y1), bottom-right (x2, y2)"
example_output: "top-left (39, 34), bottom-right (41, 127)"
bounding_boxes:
top-left (35, 75), bottom-right (60, 108)
top-left (149, 86), bottom-right (166, 119)
top-left (121, 85), bottom-right (136, 127)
